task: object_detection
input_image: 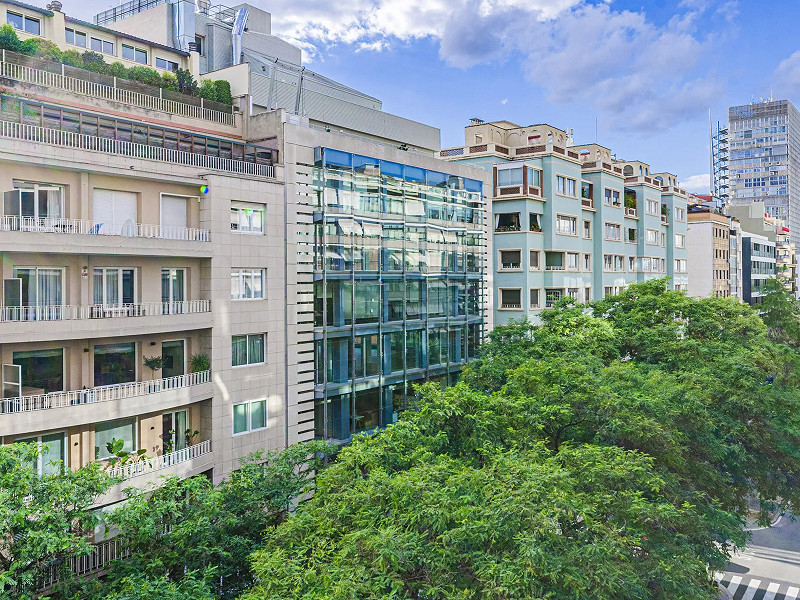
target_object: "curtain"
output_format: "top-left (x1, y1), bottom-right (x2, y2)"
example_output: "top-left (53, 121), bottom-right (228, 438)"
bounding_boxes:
top-left (37, 269), bottom-right (62, 307)
top-left (248, 334), bottom-right (264, 364)
top-left (232, 335), bottom-right (247, 366)
top-left (93, 269), bottom-right (104, 305)
top-left (94, 418), bottom-right (135, 460)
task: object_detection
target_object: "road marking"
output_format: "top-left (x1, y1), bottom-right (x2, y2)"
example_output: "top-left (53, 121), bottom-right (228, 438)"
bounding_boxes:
top-left (740, 579), bottom-right (761, 600)
top-left (762, 582), bottom-right (781, 600)
top-left (726, 576), bottom-right (743, 596)
top-left (786, 586), bottom-right (800, 600)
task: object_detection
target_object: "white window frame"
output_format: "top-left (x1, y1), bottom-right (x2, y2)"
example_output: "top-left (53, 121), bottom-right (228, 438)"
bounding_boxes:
top-left (529, 250), bottom-right (541, 271)
top-left (90, 37), bottom-right (115, 55)
top-left (675, 207), bottom-right (686, 221)
top-left (498, 249), bottom-right (522, 271)
top-left (122, 43), bottom-right (148, 64)
top-left (232, 333), bottom-right (266, 367)
top-left (646, 229), bottom-right (659, 245)
top-left (231, 202), bottom-right (265, 234)
top-left (65, 27), bottom-right (87, 48)
top-left (604, 222), bottom-right (621, 241)
top-left (583, 253), bottom-right (591, 271)
top-left (232, 399), bottom-right (268, 435)
top-left (14, 431), bottom-right (68, 474)
top-left (93, 267), bottom-right (137, 307)
top-left (582, 219), bottom-right (591, 239)
top-left (566, 252), bottom-right (579, 271)
top-left (231, 269), bottom-right (265, 300)
top-left (7, 11), bottom-right (40, 35)
top-left (555, 214), bottom-right (577, 236)
top-left (646, 199), bottom-right (659, 215)
top-left (155, 57), bottom-right (180, 72)
top-left (529, 288), bottom-right (541, 309)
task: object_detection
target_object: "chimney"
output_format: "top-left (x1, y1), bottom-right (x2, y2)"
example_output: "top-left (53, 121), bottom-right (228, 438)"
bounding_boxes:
top-left (469, 117), bottom-right (484, 126)
top-left (46, 0), bottom-right (62, 11)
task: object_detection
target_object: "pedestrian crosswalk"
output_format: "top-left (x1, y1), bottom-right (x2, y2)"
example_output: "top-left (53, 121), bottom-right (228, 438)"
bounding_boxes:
top-left (717, 574), bottom-right (800, 600)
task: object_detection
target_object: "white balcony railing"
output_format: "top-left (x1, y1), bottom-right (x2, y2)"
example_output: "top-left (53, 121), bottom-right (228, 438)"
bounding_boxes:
top-left (0, 216), bottom-right (210, 241)
top-left (545, 265), bottom-right (566, 271)
top-left (0, 300), bottom-right (211, 322)
top-left (0, 54), bottom-right (235, 126)
top-left (108, 440), bottom-right (212, 479)
top-left (0, 370), bottom-right (211, 414)
top-left (38, 537), bottom-right (129, 591)
top-left (0, 120), bottom-right (276, 179)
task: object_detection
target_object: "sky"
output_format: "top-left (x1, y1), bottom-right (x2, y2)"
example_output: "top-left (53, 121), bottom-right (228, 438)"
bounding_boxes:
top-left (67, 0), bottom-right (800, 193)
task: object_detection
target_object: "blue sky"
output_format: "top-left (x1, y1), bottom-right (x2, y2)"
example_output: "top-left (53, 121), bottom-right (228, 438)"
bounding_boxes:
top-left (72, 0), bottom-right (800, 192)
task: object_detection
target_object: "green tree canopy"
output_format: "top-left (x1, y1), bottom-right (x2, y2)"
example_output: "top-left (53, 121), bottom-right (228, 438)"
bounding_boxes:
top-left (244, 280), bottom-right (800, 600)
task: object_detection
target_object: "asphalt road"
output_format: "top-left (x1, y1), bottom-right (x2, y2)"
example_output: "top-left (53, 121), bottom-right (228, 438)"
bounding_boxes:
top-left (717, 514), bottom-right (800, 599)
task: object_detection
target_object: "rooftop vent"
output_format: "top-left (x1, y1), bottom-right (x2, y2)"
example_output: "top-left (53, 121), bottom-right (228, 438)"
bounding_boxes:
top-left (46, 0), bottom-right (62, 10)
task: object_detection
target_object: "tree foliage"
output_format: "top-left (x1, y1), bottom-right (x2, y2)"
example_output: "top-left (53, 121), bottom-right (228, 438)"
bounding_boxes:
top-left (0, 443), bottom-right (117, 599)
top-left (84, 442), bottom-right (333, 600)
top-left (244, 280), bottom-right (800, 600)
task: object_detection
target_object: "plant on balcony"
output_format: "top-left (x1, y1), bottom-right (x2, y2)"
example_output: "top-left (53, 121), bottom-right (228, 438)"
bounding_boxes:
top-left (661, 204), bottom-right (669, 216)
top-left (143, 355), bottom-right (164, 380)
top-left (495, 225), bottom-right (520, 232)
top-left (624, 191), bottom-right (637, 209)
top-left (190, 353), bottom-right (210, 373)
top-left (105, 438), bottom-right (149, 469)
top-left (185, 428), bottom-right (200, 448)
top-left (581, 187), bottom-right (591, 199)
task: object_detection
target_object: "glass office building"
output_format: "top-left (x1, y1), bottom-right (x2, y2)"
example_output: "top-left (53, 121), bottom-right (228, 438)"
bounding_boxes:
top-left (312, 148), bottom-right (487, 441)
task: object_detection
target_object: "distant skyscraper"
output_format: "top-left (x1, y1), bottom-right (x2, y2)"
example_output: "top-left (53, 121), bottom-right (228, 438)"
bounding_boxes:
top-left (725, 99), bottom-right (800, 247)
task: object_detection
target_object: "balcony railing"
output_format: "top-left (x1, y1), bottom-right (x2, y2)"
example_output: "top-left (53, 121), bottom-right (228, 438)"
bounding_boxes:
top-left (0, 51), bottom-right (235, 126)
top-left (0, 370), bottom-right (211, 414)
top-left (582, 197), bottom-right (594, 208)
top-left (0, 300), bottom-right (211, 322)
top-left (545, 265), bottom-right (566, 271)
top-left (0, 120), bottom-right (275, 178)
top-left (625, 207), bottom-right (638, 217)
top-left (108, 439), bottom-right (212, 479)
top-left (0, 216), bottom-right (210, 241)
top-left (38, 538), bottom-right (129, 591)
top-left (661, 215), bottom-right (669, 225)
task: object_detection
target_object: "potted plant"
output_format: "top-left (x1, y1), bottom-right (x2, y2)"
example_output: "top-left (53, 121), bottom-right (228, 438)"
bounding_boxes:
top-left (143, 355), bottom-right (163, 379)
top-left (105, 437), bottom-right (149, 472)
top-left (661, 204), bottom-right (669, 216)
top-left (190, 353), bottom-right (210, 373)
top-left (624, 191), bottom-right (637, 210)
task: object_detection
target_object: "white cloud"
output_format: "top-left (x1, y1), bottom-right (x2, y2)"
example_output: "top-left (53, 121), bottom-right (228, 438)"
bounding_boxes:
top-left (680, 173), bottom-right (711, 194)
top-left (501, 98), bottom-right (508, 105)
top-left (773, 50), bottom-right (800, 99)
top-left (262, 0), bottom-right (720, 132)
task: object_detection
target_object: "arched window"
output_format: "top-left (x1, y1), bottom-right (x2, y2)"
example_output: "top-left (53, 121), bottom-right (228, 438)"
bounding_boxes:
top-left (624, 165), bottom-right (633, 176)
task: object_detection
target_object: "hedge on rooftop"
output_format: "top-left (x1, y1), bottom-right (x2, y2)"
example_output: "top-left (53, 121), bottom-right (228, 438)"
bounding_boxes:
top-left (0, 25), bottom-right (232, 105)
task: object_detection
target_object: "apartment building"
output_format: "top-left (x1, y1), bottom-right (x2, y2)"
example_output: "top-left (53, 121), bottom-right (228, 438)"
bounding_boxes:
top-left (442, 120), bottom-right (688, 325)
top-left (686, 206), bottom-right (737, 298)
top-left (727, 201), bottom-right (795, 301)
top-left (725, 99), bottom-right (800, 248)
top-left (0, 0), bottom-right (490, 522)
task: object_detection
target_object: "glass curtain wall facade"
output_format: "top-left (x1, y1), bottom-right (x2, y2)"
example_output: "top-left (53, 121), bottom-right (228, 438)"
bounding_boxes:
top-left (312, 148), bottom-right (486, 441)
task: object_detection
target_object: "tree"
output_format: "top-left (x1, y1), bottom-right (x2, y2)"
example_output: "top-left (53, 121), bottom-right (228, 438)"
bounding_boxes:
top-left (91, 442), bottom-right (332, 600)
top-left (761, 277), bottom-right (800, 346)
top-left (0, 443), bottom-right (117, 598)
top-left (244, 281), bottom-right (800, 600)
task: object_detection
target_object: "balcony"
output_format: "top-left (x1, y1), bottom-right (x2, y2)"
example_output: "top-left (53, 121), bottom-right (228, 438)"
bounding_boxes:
top-left (0, 370), bottom-right (212, 436)
top-left (108, 439), bottom-right (212, 480)
top-left (625, 207), bottom-right (638, 217)
top-left (0, 49), bottom-right (235, 127)
top-left (0, 301), bottom-right (212, 342)
top-left (661, 215), bottom-right (669, 225)
top-left (38, 538), bottom-right (129, 592)
top-left (0, 119), bottom-right (276, 179)
top-left (0, 216), bottom-right (212, 256)
top-left (545, 265), bottom-right (566, 271)
top-left (581, 197), bottom-right (594, 209)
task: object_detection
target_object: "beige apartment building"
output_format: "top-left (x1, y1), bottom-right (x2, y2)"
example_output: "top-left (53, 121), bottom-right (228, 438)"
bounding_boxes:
top-left (687, 207), bottom-right (737, 298)
top-left (0, 0), bottom-right (490, 546)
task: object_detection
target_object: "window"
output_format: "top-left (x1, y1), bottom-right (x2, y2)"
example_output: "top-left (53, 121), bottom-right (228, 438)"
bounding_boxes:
top-left (163, 410), bottom-right (188, 452)
top-left (497, 168), bottom-right (523, 187)
top-left (675, 207), bottom-right (686, 221)
top-left (604, 222), bottom-right (621, 241)
top-left (13, 266), bottom-right (63, 312)
top-left (583, 253), bottom-right (591, 271)
top-left (8, 181), bottom-right (64, 223)
top-left (545, 289), bottom-right (562, 308)
top-left (13, 348), bottom-right (64, 394)
top-left (15, 432), bottom-right (66, 475)
top-left (233, 399), bottom-right (268, 434)
top-left (675, 259), bottom-right (687, 273)
top-left (660, 232), bottom-right (666, 247)
top-left (232, 333), bottom-right (266, 366)
top-left (90, 37), bottom-right (115, 54)
top-left (604, 254), bottom-right (624, 272)
top-left (527, 167), bottom-right (541, 188)
top-left (95, 418), bottom-right (136, 460)
top-left (629, 256), bottom-right (636, 271)
top-left (646, 199), bottom-right (659, 215)
top-left (646, 229), bottom-right (659, 245)
top-left (530, 288), bottom-right (541, 309)
top-left (529, 250), bottom-right (540, 270)
top-left (567, 179), bottom-right (576, 196)
top-left (566, 252), bottom-right (579, 270)
top-left (582, 220), bottom-right (591, 238)
top-left (556, 176), bottom-right (566, 194)
top-left (231, 202), bottom-right (265, 233)
top-left (7, 12), bottom-right (39, 34)
top-left (499, 250), bottom-right (521, 270)
top-left (641, 257), bottom-right (652, 272)
top-left (495, 212), bottom-right (521, 232)
top-left (231, 269), bottom-right (264, 299)
top-left (194, 34), bottom-right (204, 55)
top-left (584, 288), bottom-right (591, 303)
top-left (123, 44), bottom-right (148, 64)
top-left (499, 288), bottom-right (522, 309)
top-left (93, 267), bottom-right (135, 307)
top-left (65, 28), bottom-right (86, 47)
top-left (94, 343), bottom-right (136, 386)
top-left (615, 255), bottom-right (625, 271)
top-left (604, 189), bottom-right (621, 206)
top-left (156, 57), bottom-right (179, 71)
top-left (529, 213), bottom-right (541, 232)
top-left (556, 214), bottom-right (577, 235)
